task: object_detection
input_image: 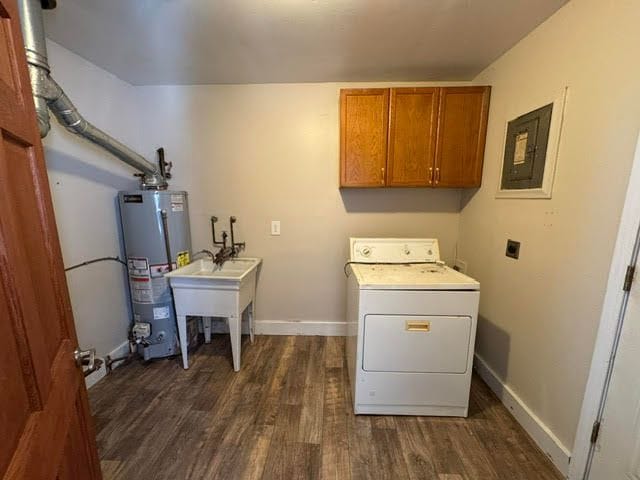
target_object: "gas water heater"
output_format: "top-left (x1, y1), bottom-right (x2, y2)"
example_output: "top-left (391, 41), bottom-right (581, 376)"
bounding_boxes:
top-left (118, 190), bottom-right (192, 360)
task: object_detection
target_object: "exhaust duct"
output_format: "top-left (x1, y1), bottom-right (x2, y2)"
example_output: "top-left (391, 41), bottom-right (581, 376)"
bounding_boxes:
top-left (17, 0), bottom-right (167, 190)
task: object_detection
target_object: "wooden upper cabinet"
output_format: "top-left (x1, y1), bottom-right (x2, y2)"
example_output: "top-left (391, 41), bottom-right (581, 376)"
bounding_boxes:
top-left (387, 87), bottom-right (438, 186)
top-left (339, 86), bottom-right (490, 188)
top-left (340, 88), bottom-right (389, 187)
top-left (434, 86), bottom-right (491, 188)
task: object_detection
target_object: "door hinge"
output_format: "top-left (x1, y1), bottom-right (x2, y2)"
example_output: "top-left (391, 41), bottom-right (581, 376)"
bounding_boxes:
top-left (590, 420), bottom-right (601, 444)
top-left (623, 265), bottom-right (635, 292)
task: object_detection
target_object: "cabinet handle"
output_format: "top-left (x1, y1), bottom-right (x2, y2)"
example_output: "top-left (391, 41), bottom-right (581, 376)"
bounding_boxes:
top-left (428, 167), bottom-right (433, 184)
top-left (381, 167), bottom-right (385, 184)
top-left (435, 167), bottom-right (440, 185)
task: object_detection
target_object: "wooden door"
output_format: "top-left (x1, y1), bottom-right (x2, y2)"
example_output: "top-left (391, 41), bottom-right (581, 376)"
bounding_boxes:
top-left (0, 1), bottom-right (102, 479)
top-left (387, 87), bottom-right (438, 187)
top-left (340, 88), bottom-right (389, 187)
top-left (434, 86), bottom-right (490, 188)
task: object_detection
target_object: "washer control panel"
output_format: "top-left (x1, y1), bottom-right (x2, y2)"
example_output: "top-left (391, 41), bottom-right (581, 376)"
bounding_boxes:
top-left (350, 238), bottom-right (440, 263)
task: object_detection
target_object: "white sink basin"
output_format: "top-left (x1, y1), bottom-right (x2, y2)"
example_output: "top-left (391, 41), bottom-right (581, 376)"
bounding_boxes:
top-left (165, 256), bottom-right (262, 372)
top-left (165, 257), bottom-right (261, 282)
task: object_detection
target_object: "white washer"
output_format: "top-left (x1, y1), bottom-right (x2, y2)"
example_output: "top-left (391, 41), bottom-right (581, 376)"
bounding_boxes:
top-left (346, 238), bottom-right (480, 417)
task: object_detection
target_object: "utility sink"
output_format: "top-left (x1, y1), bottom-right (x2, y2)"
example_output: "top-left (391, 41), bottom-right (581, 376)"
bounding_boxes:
top-left (166, 257), bottom-right (261, 282)
top-left (165, 257), bottom-right (262, 372)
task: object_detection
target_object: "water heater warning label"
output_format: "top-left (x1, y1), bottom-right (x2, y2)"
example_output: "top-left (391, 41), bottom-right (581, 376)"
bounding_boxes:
top-left (149, 263), bottom-right (174, 302)
top-left (153, 306), bottom-right (170, 320)
top-left (171, 194), bottom-right (184, 212)
top-left (128, 257), bottom-right (152, 304)
top-left (150, 264), bottom-right (172, 278)
top-left (177, 251), bottom-right (190, 268)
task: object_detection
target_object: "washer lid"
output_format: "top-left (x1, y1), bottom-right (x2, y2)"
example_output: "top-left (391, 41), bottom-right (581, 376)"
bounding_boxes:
top-left (351, 264), bottom-right (480, 291)
top-left (350, 238), bottom-right (440, 263)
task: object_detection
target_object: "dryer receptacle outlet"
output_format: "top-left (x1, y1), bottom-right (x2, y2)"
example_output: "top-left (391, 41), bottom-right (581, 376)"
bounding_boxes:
top-left (506, 239), bottom-right (521, 259)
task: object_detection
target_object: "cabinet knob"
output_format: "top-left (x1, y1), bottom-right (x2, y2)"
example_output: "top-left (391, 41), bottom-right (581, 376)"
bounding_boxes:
top-left (435, 167), bottom-right (440, 185)
top-left (381, 167), bottom-right (385, 184)
top-left (429, 167), bottom-right (433, 184)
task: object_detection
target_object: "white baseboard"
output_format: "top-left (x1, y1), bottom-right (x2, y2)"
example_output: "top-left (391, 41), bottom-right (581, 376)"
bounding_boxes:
top-left (85, 340), bottom-right (130, 390)
top-left (255, 320), bottom-right (347, 336)
top-left (474, 354), bottom-right (571, 477)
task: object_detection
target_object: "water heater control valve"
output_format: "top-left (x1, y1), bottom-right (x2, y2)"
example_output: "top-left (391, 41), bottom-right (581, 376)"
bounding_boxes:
top-left (132, 322), bottom-right (151, 343)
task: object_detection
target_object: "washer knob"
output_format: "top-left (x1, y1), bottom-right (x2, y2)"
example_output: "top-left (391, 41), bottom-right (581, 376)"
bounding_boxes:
top-left (404, 245), bottom-right (411, 255)
top-left (361, 247), bottom-right (371, 257)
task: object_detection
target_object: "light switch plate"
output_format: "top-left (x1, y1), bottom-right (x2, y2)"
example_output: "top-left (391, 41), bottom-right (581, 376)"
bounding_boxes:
top-left (271, 220), bottom-right (281, 236)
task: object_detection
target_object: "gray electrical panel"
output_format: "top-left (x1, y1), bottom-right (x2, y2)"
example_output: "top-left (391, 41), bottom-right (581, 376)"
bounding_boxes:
top-left (501, 103), bottom-right (553, 190)
top-left (118, 190), bottom-right (192, 360)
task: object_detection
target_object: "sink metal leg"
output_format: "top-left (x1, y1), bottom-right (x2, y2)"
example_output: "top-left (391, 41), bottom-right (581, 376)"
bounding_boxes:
top-left (177, 315), bottom-right (189, 369)
top-left (228, 315), bottom-right (241, 372)
top-left (203, 317), bottom-right (212, 344)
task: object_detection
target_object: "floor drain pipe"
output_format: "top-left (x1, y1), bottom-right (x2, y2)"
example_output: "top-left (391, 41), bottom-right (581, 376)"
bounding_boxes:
top-left (17, 0), bottom-right (167, 190)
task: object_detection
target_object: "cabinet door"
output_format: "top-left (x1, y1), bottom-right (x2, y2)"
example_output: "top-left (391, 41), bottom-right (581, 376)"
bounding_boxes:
top-left (387, 87), bottom-right (439, 186)
top-left (340, 88), bottom-right (389, 187)
top-left (434, 86), bottom-right (491, 187)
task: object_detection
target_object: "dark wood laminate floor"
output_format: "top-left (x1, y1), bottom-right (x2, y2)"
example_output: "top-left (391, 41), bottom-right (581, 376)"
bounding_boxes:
top-left (89, 335), bottom-right (562, 480)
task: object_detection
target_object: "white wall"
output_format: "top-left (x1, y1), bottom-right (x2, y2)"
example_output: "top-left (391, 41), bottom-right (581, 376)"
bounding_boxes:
top-left (44, 40), bottom-right (142, 358)
top-left (460, 0), bottom-right (640, 452)
top-left (134, 82), bottom-right (465, 326)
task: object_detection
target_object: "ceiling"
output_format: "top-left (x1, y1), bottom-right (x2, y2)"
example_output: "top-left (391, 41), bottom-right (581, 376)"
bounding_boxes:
top-left (43, 0), bottom-right (568, 86)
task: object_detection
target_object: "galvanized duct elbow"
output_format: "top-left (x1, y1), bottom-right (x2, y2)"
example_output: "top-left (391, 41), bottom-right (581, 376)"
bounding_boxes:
top-left (30, 66), bottom-right (52, 137)
top-left (17, 0), bottom-right (167, 190)
top-left (44, 76), bottom-right (163, 180)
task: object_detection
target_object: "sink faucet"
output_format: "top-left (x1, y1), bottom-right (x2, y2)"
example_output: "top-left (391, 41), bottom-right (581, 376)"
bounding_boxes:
top-left (192, 249), bottom-right (216, 262)
top-left (213, 247), bottom-right (233, 267)
top-left (210, 215), bottom-right (246, 267)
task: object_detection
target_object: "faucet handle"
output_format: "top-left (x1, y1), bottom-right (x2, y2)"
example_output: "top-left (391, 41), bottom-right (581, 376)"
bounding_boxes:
top-left (230, 216), bottom-right (237, 224)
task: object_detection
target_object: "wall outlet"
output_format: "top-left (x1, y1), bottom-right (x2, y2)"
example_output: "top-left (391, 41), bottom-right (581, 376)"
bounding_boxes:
top-left (271, 220), bottom-right (281, 236)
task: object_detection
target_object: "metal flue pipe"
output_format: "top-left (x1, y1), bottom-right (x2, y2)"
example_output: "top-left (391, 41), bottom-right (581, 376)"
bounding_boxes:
top-left (17, 0), bottom-right (167, 190)
top-left (45, 78), bottom-right (164, 182)
top-left (19, 0), bottom-right (51, 137)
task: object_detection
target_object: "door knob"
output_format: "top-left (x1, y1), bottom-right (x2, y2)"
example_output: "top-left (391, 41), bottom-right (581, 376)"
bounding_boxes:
top-left (74, 347), bottom-right (102, 377)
